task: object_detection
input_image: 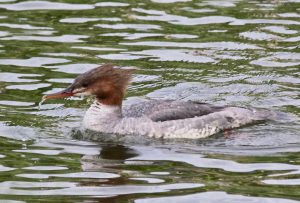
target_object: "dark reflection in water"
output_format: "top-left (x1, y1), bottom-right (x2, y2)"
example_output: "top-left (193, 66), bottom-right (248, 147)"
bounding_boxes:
top-left (100, 145), bottom-right (138, 160)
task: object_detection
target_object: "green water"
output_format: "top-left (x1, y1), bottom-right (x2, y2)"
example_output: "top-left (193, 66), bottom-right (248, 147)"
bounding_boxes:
top-left (0, 0), bottom-right (299, 202)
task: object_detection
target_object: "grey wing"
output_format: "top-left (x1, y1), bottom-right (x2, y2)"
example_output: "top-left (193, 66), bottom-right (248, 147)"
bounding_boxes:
top-left (123, 100), bottom-right (225, 122)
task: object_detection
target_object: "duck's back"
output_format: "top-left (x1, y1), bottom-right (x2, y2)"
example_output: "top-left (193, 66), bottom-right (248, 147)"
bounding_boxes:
top-left (123, 100), bottom-right (225, 121)
top-left (120, 100), bottom-right (275, 139)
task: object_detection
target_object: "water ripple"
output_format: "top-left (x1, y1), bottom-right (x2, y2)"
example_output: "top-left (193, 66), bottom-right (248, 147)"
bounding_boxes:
top-left (197, 0), bottom-right (239, 7)
top-left (135, 191), bottom-right (299, 203)
top-left (263, 179), bottom-right (300, 186)
top-left (132, 8), bottom-right (236, 25)
top-left (45, 63), bottom-right (98, 74)
top-left (262, 26), bottom-right (298, 35)
top-left (0, 57), bottom-right (69, 67)
top-left (0, 72), bottom-right (40, 82)
top-left (95, 2), bottom-right (130, 7)
top-left (240, 31), bottom-right (284, 41)
top-left (0, 1), bottom-right (95, 11)
top-left (130, 147), bottom-right (300, 173)
top-left (0, 182), bottom-right (202, 196)
top-left (100, 32), bottom-right (198, 40)
top-left (17, 172), bottom-right (120, 179)
top-left (250, 52), bottom-right (300, 67)
top-left (0, 34), bottom-right (89, 43)
top-left (23, 166), bottom-right (68, 171)
top-left (95, 23), bottom-right (161, 31)
top-left (0, 23), bottom-right (52, 30)
top-left (229, 19), bottom-right (300, 25)
top-left (151, 0), bottom-right (191, 3)
top-left (0, 165), bottom-right (15, 172)
top-left (60, 17), bottom-right (121, 23)
top-left (71, 46), bottom-right (126, 51)
top-left (121, 41), bottom-right (262, 50)
top-left (0, 101), bottom-right (34, 106)
top-left (6, 83), bottom-right (51, 91)
top-left (278, 12), bottom-right (300, 18)
top-left (99, 49), bottom-right (216, 63)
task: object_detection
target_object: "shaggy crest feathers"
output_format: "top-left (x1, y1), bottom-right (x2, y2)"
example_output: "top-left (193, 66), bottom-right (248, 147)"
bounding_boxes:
top-left (73, 64), bottom-right (134, 93)
top-left (74, 64), bottom-right (134, 106)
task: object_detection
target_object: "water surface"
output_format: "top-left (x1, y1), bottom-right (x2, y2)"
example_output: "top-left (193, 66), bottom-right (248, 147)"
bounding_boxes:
top-left (0, 0), bottom-right (299, 202)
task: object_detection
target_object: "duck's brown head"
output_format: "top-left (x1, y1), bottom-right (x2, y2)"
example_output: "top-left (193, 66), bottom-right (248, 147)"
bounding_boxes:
top-left (43, 64), bottom-right (134, 106)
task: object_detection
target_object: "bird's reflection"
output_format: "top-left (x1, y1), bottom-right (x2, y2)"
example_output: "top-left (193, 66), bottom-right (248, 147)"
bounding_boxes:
top-left (100, 144), bottom-right (138, 160)
top-left (81, 143), bottom-right (138, 172)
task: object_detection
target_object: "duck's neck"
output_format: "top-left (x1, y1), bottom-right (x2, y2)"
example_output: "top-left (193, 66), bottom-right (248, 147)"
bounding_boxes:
top-left (96, 88), bottom-right (124, 106)
top-left (83, 101), bottom-right (122, 132)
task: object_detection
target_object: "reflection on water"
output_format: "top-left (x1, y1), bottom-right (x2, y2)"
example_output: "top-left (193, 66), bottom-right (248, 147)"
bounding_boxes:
top-left (0, 0), bottom-right (299, 202)
top-left (120, 41), bottom-right (262, 49)
top-left (0, 23), bottom-right (52, 29)
top-left (0, 34), bottom-right (89, 42)
top-left (0, 57), bottom-right (69, 67)
top-left (0, 1), bottom-right (95, 11)
top-left (135, 191), bottom-right (300, 203)
top-left (95, 23), bottom-right (162, 31)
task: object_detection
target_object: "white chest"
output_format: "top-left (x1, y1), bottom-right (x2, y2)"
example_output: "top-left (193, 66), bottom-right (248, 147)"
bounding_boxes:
top-left (83, 102), bottom-right (122, 132)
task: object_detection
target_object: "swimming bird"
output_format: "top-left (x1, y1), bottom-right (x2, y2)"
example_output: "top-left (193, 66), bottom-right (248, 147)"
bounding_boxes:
top-left (42, 64), bottom-right (273, 139)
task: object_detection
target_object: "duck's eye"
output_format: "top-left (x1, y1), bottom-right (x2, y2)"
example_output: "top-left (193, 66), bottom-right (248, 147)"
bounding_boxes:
top-left (82, 82), bottom-right (89, 88)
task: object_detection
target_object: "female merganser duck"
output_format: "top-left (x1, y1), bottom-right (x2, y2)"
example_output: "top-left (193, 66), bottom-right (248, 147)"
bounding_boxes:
top-left (42, 64), bottom-right (273, 139)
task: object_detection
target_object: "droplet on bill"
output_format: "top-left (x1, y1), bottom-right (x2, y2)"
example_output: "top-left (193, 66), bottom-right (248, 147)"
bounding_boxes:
top-left (38, 96), bottom-right (47, 109)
